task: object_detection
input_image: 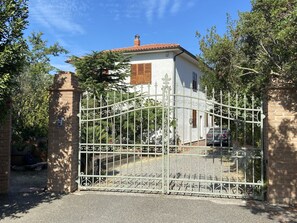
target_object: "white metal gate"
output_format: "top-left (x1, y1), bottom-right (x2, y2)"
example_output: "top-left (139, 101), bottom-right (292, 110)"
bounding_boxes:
top-left (78, 75), bottom-right (265, 199)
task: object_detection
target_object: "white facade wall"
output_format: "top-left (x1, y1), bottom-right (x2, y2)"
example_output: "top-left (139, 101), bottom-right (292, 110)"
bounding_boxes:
top-left (174, 55), bottom-right (210, 143)
top-left (126, 52), bottom-right (174, 95)
top-left (125, 51), bottom-right (212, 144)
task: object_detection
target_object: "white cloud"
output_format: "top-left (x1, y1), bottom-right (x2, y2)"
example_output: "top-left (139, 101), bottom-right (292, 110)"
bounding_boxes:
top-left (96, 0), bottom-right (193, 23)
top-left (170, 0), bottom-right (181, 15)
top-left (158, 0), bottom-right (170, 18)
top-left (29, 0), bottom-right (88, 34)
top-left (145, 0), bottom-right (157, 24)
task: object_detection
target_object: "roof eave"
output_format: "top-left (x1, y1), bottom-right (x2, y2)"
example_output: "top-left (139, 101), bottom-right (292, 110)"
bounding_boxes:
top-left (116, 46), bottom-right (198, 63)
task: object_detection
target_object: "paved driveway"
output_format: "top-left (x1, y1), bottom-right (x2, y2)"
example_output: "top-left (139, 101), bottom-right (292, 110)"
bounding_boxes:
top-left (1, 191), bottom-right (296, 223)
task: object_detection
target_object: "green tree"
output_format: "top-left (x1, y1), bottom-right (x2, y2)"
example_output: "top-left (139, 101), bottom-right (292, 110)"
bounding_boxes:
top-left (197, 0), bottom-right (297, 98)
top-left (70, 51), bottom-right (131, 97)
top-left (0, 0), bottom-right (28, 119)
top-left (12, 32), bottom-right (68, 143)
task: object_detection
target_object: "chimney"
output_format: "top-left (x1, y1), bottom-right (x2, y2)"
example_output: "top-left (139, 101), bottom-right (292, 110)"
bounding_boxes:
top-left (134, 34), bottom-right (140, 47)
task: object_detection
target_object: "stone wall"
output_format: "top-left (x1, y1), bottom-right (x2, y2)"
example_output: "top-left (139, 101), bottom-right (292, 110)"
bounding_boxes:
top-left (265, 87), bottom-right (297, 205)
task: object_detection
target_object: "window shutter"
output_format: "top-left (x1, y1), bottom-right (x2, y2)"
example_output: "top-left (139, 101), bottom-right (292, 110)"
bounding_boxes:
top-left (131, 64), bottom-right (137, 84)
top-left (144, 63), bottom-right (152, 84)
top-left (192, 110), bottom-right (197, 128)
top-left (130, 63), bottom-right (152, 85)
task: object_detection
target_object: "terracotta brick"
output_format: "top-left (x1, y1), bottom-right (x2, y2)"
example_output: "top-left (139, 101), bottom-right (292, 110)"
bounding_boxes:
top-left (0, 110), bottom-right (11, 194)
top-left (47, 72), bottom-right (80, 193)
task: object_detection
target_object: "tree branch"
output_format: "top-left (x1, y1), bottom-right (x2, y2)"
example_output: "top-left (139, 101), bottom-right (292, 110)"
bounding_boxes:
top-left (259, 40), bottom-right (282, 71)
top-left (270, 70), bottom-right (282, 77)
top-left (233, 65), bottom-right (260, 74)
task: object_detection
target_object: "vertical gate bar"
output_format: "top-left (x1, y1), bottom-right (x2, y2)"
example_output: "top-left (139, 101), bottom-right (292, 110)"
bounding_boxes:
top-left (235, 93), bottom-right (238, 147)
top-left (155, 82), bottom-right (158, 189)
top-left (172, 77), bottom-right (176, 155)
top-left (147, 85), bottom-right (150, 158)
top-left (113, 91), bottom-right (116, 186)
top-left (174, 83), bottom-right (177, 189)
top-left (147, 86), bottom-right (150, 189)
top-left (161, 81), bottom-right (165, 194)
top-left (154, 83), bottom-right (158, 158)
top-left (244, 94), bottom-right (247, 193)
top-left (252, 95), bottom-right (255, 149)
top-left (133, 86), bottom-right (136, 188)
top-left (86, 92), bottom-right (89, 184)
top-left (106, 92), bottom-right (109, 187)
top-left (204, 86), bottom-right (208, 147)
top-left (220, 90), bottom-right (223, 193)
top-left (260, 100), bottom-right (264, 200)
top-left (92, 94), bottom-right (96, 186)
top-left (228, 92), bottom-right (230, 133)
top-left (190, 82), bottom-right (193, 147)
top-left (126, 91), bottom-right (129, 181)
top-left (182, 83), bottom-right (185, 189)
top-left (197, 84), bottom-right (200, 141)
top-left (78, 93), bottom-right (82, 188)
top-left (212, 88), bottom-right (215, 193)
top-left (252, 95), bottom-right (255, 184)
top-left (227, 92), bottom-right (231, 193)
top-left (119, 90), bottom-right (123, 187)
top-left (133, 86), bottom-right (138, 187)
top-left (167, 83), bottom-right (171, 194)
top-left (220, 90), bottom-right (222, 147)
top-left (99, 95), bottom-right (102, 187)
top-left (140, 85), bottom-right (143, 189)
top-left (182, 82), bottom-right (185, 153)
top-left (244, 95), bottom-right (247, 147)
top-left (235, 93), bottom-right (239, 194)
top-left (189, 82), bottom-right (193, 193)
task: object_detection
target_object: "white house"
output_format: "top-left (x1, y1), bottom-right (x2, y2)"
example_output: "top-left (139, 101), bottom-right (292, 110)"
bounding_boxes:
top-left (110, 35), bottom-right (213, 144)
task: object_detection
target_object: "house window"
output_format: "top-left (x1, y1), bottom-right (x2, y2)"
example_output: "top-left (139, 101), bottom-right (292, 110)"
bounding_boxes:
top-left (192, 72), bottom-right (197, 91)
top-left (192, 110), bottom-right (197, 128)
top-left (131, 63), bottom-right (152, 85)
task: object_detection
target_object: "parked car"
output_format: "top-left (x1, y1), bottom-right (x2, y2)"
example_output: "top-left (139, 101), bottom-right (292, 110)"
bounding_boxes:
top-left (206, 128), bottom-right (232, 146)
top-left (142, 129), bottom-right (178, 152)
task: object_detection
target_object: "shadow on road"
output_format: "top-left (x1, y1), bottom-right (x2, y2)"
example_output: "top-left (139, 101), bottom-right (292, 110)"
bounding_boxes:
top-left (0, 191), bottom-right (64, 220)
top-left (243, 200), bottom-right (297, 222)
top-left (0, 168), bottom-right (64, 220)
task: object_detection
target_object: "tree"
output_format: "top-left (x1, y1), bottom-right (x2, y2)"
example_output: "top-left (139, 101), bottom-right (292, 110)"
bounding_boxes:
top-left (0, 0), bottom-right (28, 119)
top-left (12, 32), bottom-right (68, 143)
top-left (70, 51), bottom-right (131, 97)
top-left (197, 0), bottom-right (297, 99)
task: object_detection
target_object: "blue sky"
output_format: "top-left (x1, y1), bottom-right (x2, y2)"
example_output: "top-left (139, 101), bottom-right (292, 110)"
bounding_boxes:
top-left (26, 0), bottom-right (252, 71)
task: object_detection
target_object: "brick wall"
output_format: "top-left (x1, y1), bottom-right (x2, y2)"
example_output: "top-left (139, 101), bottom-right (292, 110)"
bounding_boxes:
top-left (47, 72), bottom-right (80, 193)
top-left (265, 87), bottom-right (297, 205)
top-left (0, 109), bottom-right (11, 194)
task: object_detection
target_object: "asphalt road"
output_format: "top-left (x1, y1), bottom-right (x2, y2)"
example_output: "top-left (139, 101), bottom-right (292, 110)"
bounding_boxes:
top-left (1, 191), bottom-right (296, 223)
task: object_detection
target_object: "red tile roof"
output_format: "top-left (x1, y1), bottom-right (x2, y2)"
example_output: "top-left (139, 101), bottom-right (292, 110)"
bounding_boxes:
top-left (110, 43), bottom-right (181, 52)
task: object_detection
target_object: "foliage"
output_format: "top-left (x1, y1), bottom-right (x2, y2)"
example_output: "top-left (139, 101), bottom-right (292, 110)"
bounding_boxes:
top-left (70, 51), bottom-right (131, 97)
top-left (12, 32), bottom-right (68, 142)
top-left (197, 0), bottom-right (297, 100)
top-left (0, 0), bottom-right (28, 119)
top-left (81, 92), bottom-right (165, 145)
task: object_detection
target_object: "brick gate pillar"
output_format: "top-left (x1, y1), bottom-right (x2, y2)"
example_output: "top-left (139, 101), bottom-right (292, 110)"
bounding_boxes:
top-left (47, 71), bottom-right (80, 193)
top-left (0, 107), bottom-right (11, 194)
top-left (265, 86), bottom-right (297, 205)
